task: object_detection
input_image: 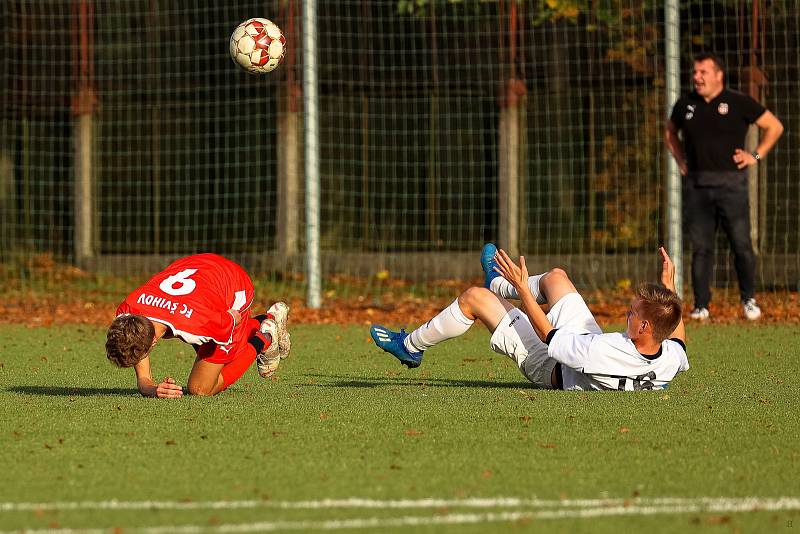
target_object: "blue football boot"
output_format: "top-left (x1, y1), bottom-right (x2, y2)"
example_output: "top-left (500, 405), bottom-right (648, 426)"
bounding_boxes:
top-left (480, 243), bottom-right (501, 289)
top-left (370, 325), bottom-right (424, 368)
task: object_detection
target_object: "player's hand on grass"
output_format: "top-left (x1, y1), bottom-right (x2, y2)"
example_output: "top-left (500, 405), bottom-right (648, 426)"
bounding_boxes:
top-left (659, 247), bottom-right (676, 293)
top-left (494, 249), bottom-right (530, 296)
top-left (155, 376), bottom-right (183, 399)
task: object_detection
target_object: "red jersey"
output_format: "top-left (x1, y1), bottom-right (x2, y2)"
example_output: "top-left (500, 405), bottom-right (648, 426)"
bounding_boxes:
top-left (116, 254), bottom-right (254, 346)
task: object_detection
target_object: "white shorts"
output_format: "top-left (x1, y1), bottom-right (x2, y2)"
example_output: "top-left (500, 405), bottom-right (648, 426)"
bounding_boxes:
top-left (489, 293), bottom-right (602, 388)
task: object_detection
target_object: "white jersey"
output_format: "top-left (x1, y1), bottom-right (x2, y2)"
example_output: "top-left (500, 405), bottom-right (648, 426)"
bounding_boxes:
top-left (548, 330), bottom-right (689, 391)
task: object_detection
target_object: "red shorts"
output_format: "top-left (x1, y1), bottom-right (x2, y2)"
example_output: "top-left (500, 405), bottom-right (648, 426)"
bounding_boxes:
top-left (195, 315), bottom-right (260, 365)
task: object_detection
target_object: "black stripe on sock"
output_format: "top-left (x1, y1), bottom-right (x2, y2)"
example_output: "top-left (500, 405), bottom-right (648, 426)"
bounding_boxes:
top-left (249, 333), bottom-right (266, 353)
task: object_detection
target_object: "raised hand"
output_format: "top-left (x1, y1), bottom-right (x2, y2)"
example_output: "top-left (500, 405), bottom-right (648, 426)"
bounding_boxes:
top-left (659, 247), bottom-right (676, 292)
top-left (494, 249), bottom-right (530, 295)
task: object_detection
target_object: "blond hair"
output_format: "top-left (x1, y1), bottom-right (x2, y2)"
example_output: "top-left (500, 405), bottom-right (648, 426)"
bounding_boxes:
top-left (635, 283), bottom-right (682, 342)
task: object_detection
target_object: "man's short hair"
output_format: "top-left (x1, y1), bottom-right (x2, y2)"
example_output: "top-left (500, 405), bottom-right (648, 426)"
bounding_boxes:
top-left (635, 283), bottom-right (682, 343)
top-left (106, 314), bottom-right (155, 368)
top-left (694, 52), bottom-right (726, 76)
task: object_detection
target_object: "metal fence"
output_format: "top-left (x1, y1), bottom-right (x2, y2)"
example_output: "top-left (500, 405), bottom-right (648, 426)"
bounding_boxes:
top-left (1, 1), bottom-right (797, 298)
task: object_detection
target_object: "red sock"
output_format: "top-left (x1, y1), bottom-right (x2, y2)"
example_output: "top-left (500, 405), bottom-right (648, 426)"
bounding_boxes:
top-left (220, 318), bottom-right (270, 390)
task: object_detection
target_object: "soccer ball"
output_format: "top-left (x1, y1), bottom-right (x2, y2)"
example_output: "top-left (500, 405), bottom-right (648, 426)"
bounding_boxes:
top-left (230, 18), bottom-right (286, 74)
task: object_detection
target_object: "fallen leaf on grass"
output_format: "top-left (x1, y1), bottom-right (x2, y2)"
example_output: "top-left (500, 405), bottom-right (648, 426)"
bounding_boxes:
top-left (404, 429), bottom-right (423, 436)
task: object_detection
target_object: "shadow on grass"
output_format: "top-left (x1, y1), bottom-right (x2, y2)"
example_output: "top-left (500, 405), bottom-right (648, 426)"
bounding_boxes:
top-left (7, 386), bottom-right (140, 397)
top-left (300, 373), bottom-right (535, 389)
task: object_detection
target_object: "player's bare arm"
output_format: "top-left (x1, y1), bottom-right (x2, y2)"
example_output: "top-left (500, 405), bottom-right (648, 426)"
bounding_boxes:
top-left (664, 120), bottom-right (688, 176)
top-left (133, 355), bottom-right (184, 398)
top-left (494, 249), bottom-right (554, 342)
top-left (659, 247), bottom-right (686, 343)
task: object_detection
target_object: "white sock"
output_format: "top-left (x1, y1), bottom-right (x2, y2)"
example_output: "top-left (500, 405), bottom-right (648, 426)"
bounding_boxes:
top-left (405, 299), bottom-right (474, 353)
top-left (489, 273), bottom-right (548, 305)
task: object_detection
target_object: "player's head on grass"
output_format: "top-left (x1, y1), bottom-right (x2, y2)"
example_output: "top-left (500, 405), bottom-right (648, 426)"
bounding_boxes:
top-left (628, 283), bottom-right (682, 344)
top-left (106, 314), bottom-right (155, 367)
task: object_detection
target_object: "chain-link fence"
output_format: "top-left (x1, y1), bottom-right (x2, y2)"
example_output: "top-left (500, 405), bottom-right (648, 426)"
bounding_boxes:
top-left (1, 0), bottom-right (797, 294)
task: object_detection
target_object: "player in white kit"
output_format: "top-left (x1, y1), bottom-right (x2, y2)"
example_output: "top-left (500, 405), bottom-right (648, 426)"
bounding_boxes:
top-left (371, 246), bottom-right (687, 391)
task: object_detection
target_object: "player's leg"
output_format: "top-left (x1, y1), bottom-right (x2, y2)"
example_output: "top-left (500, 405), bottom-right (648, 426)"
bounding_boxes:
top-left (371, 287), bottom-right (512, 368)
top-left (481, 243), bottom-right (549, 305)
top-left (187, 317), bottom-right (271, 395)
top-left (492, 265), bottom-right (578, 309)
top-left (186, 359), bottom-right (226, 396)
top-left (454, 286), bottom-right (516, 331)
top-left (481, 243), bottom-right (598, 332)
top-left (482, 291), bottom-right (559, 389)
top-left (536, 268), bottom-right (580, 307)
top-left (255, 302), bottom-right (292, 377)
top-left (461, 287), bottom-right (562, 387)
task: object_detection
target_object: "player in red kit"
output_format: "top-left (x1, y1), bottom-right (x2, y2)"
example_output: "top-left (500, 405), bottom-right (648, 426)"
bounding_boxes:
top-left (105, 253), bottom-right (291, 398)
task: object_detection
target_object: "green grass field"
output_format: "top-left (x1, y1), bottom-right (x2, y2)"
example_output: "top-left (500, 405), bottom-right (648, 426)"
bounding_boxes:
top-left (1, 322), bottom-right (798, 532)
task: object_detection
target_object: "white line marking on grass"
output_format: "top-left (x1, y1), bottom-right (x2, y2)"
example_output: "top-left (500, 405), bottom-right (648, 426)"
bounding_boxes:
top-left (2, 496), bottom-right (800, 513)
top-left (5, 499), bottom-right (800, 534)
top-left (0, 497), bottom-right (544, 512)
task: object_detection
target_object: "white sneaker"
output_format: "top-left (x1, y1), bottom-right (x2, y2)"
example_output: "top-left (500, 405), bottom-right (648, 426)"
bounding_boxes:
top-left (266, 302), bottom-right (291, 357)
top-left (743, 299), bottom-right (761, 321)
top-left (689, 307), bottom-right (710, 320)
top-left (255, 302), bottom-right (291, 378)
top-left (256, 319), bottom-right (282, 378)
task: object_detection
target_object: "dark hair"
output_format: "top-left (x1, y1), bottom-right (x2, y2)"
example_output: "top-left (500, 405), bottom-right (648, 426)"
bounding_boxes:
top-left (694, 53), bottom-right (726, 77)
top-left (106, 314), bottom-right (155, 368)
top-left (635, 283), bottom-right (682, 343)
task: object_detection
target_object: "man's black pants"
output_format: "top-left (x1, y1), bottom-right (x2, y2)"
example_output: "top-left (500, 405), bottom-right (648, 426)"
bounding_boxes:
top-left (683, 180), bottom-right (756, 308)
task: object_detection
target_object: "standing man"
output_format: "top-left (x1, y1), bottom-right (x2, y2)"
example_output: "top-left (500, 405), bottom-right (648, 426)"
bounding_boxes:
top-left (106, 253), bottom-right (291, 398)
top-left (665, 53), bottom-right (783, 321)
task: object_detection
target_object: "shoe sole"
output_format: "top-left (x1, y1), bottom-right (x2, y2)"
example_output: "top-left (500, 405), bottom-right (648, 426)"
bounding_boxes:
top-left (266, 302), bottom-right (291, 358)
top-left (256, 318), bottom-right (282, 378)
top-left (257, 355), bottom-right (281, 378)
